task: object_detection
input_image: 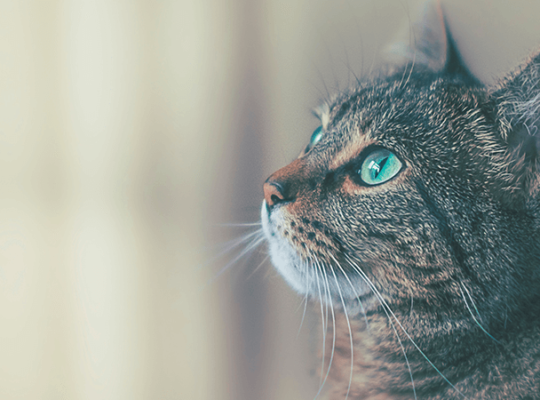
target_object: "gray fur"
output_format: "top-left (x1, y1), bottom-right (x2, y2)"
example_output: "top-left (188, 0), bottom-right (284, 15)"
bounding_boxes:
top-left (261, 2), bottom-right (540, 398)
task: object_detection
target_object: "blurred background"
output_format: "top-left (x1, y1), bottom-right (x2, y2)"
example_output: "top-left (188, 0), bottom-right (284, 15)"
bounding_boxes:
top-left (1, 0), bottom-right (539, 399)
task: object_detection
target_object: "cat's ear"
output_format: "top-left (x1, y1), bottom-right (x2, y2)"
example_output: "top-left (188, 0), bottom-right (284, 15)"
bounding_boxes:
top-left (491, 51), bottom-right (540, 197)
top-left (384, 0), bottom-right (470, 77)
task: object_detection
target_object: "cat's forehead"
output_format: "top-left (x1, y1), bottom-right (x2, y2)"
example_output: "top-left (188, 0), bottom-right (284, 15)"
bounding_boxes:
top-left (308, 81), bottom-right (413, 164)
top-left (310, 76), bottom-right (484, 165)
top-left (324, 78), bottom-right (432, 131)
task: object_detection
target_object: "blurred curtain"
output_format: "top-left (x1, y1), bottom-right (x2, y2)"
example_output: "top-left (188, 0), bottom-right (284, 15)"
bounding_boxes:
top-left (0, 1), bottom-right (233, 399)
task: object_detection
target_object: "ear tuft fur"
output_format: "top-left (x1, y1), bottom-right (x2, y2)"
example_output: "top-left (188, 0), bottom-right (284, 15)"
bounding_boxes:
top-left (493, 51), bottom-right (540, 197)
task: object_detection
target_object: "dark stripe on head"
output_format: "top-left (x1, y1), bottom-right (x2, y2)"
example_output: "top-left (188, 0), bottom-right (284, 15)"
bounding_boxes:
top-left (414, 180), bottom-right (478, 285)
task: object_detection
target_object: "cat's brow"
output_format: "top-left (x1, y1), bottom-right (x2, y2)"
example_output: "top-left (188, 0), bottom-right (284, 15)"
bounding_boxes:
top-left (328, 135), bottom-right (375, 170)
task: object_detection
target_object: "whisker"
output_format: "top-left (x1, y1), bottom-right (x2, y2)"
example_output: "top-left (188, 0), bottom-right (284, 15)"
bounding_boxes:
top-left (207, 233), bottom-right (266, 285)
top-left (312, 256), bottom-right (327, 388)
top-left (245, 254), bottom-right (270, 281)
top-left (328, 259), bottom-right (354, 400)
top-left (396, 0), bottom-right (416, 91)
top-left (297, 260), bottom-right (312, 338)
top-left (216, 222), bottom-right (263, 227)
top-left (313, 259), bottom-right (336, 400)
top-left (346, 256), bottom-right (473, 399)
top-left (401, 18), bottom-right (416, 89)
top-left (344, 255), bottom-right (417, 400)
top-left (459, 283), bottom-right (500, 344)
top-left (329, 254), bottom-right (369, 328)
top-left (202, 228), bottom-right (264, 267)
top-left (409, 286), bottom-right (414, 315)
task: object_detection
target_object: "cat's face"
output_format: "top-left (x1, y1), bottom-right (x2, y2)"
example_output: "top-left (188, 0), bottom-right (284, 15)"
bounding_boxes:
top-left (259, 2), bottom-right (540, 396)
top-left (261, 71), bottom-right (537, 317)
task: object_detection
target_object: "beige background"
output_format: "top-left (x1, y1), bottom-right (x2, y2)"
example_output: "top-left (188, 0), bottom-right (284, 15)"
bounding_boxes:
top-left (0, 0), bottom-right (539, 399)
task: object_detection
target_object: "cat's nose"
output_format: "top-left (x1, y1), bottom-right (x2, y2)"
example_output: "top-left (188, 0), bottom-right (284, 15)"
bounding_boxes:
top-left (263, 179), bottom-right (289, 208)
top-left (263, 158), bottom-right (313, 209)
top-left (263, 158), bottom-right (308, 209)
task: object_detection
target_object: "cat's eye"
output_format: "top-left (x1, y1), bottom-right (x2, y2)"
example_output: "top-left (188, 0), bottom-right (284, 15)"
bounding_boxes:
top-left (308, 126), bottom-right (324, 149)
top-left (359, 148), bottom-right (402, 185)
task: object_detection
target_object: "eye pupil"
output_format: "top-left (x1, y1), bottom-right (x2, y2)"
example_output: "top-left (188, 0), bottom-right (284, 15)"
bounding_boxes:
top-left (372, 157), bottom-right (388, 178)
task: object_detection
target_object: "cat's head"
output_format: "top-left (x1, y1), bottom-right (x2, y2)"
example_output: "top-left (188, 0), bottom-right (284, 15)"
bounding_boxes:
top-left (261, 1), bottom-right (540, 322)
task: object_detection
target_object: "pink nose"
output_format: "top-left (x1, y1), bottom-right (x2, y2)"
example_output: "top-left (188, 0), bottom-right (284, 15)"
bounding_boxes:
top-left (262, 158), bottom-right (310, 210)
top-left (263, 180), bottom-right (286, 207)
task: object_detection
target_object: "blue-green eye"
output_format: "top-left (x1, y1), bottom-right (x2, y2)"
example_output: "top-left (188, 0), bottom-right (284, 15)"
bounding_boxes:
top-left (359, 148), bottom-right (402, 185)
top-left (309, 126), bottom-right (324, 147)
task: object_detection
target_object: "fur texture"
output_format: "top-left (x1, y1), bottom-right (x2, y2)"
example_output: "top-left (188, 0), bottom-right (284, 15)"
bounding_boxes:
top-left (261, 2), bottom-right (540, 398)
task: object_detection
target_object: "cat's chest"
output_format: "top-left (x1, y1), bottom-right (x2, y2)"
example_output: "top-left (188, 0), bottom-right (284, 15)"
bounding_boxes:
top-left (320, 310), bottom-right (540, 400)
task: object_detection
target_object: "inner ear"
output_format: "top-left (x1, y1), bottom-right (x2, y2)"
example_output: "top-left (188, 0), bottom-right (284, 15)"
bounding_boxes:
top-left (384, 0), bottom-right (477, 82)
top-left (507, 125), bottom-right (540, 178)
top-left (491, 49), bottom-right (540, 197)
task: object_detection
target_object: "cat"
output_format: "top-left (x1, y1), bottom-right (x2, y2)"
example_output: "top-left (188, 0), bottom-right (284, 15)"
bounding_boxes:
top-left (261, 1), bottom-right (540, 399)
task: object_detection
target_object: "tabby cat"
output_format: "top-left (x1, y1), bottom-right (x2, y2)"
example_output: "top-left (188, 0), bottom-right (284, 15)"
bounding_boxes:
top-left (261, 2), bottom-right (540, 399)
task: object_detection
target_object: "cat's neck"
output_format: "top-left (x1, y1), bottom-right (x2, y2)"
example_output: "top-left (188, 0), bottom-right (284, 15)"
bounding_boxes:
top-left (324, 303), bottom-right (540, 399)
